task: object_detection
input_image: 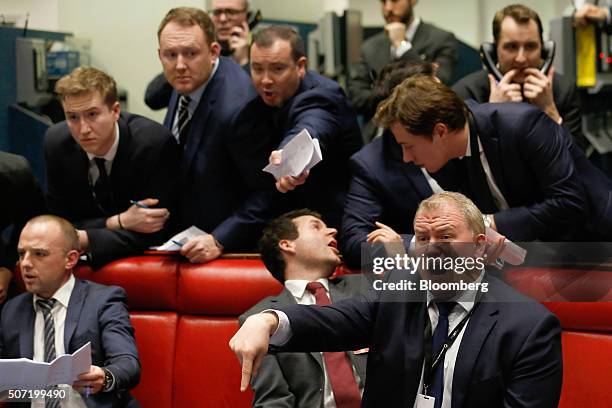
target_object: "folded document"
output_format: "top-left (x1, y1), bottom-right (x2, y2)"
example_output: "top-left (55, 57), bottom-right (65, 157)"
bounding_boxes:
top-left (0, 342), bottom-right (91, 391)
top-left (263, 129), bottom-right (322, 179)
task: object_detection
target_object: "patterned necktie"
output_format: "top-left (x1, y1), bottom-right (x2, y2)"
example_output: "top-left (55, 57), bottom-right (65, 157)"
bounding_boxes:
top-left (37, 298), bottom-right (61, 408)
top-left (176, 95), bottom-right (192, 147)
top-left (306, 282), bottom-right (361, 408)
top-left (430, 301), bottom-right (456, 408)
top-left (93, 157), bottom-right (112, 213)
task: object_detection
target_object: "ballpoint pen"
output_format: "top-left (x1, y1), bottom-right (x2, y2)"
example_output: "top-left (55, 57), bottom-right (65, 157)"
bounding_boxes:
top-left (130, 200), bottom-right (149, 208)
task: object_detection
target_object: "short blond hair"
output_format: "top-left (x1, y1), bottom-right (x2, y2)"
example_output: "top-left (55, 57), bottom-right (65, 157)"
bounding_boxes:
top-left (416, 192), bottom-right (485, 235)
top-left (55, 66), bottom-right (117, 107)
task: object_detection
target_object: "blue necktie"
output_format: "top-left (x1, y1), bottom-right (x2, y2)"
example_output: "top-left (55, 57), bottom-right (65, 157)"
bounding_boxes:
top-left (430, 301), bottom-right (456, 408)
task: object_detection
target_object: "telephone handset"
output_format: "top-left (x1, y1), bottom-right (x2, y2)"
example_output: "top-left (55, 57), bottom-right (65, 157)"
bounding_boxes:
top-left (479, 40), bottom-right (556, 81)
top-left (247, 9), bottom-right (262, 30)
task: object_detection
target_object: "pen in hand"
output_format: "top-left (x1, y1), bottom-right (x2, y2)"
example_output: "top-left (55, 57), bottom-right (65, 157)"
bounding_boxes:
top-left (130, 200), bottom-right (150, 209)
top-left (84, 385), bottom-right (92, 398)
top-left (172, 240), bottom-right (184, 248)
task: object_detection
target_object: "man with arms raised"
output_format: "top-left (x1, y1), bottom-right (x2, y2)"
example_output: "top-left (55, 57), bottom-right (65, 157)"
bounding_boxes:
top-left (231, 192), bottom-right (562, 407)
top-left (1, 215), bottom-right (140, 406)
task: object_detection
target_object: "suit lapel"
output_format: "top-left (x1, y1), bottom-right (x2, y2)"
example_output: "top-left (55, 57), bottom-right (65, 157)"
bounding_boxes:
top-left (467, 105), bottom-right (509, 203)
top-left (404, 302), bottom-right (427, 404)
top-left (181, 61), bottom-right (223, 177)
top-left (109, 115), bottom-right (131, 209)
top-left (451, 299), bottom-right (498, 408)
top-left (19, 294), bottom-right (35, 359)
top-left (64, 280), bottom-right (88, 352)
top-left (271, 288), bottom-right (325, 369)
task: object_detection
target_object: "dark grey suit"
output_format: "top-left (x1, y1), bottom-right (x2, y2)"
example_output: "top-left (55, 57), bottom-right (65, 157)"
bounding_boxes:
top-left (240, 276), bottom-right (367, 408)
top-left (348, 21), bottom-right (457, 118)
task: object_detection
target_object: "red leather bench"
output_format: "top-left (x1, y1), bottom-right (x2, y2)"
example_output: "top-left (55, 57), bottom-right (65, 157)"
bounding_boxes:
top-left (13, 257), bottom-right (612, 407)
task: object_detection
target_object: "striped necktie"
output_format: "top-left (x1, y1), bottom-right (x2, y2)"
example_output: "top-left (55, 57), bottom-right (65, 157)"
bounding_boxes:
top-left (176, 95), bottom-right (192, 147)
top-left (37, 298), bottom-right (61, 408)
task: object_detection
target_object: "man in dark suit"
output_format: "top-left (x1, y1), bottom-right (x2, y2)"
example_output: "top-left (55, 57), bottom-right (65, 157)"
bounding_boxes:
top-left (1, 215), bottom-right (140, 407)
top-left (144, 0), bottom-right (253, 110)
top-left (348, 0), bottom-right (456, 125)
top-left (376, 75), bottom-right (612, 241)
top-left (246, 25), bottom-right (363, 231)
top-left (231, 192), bottom-right (563, 407)
top-left (45, 67), bottom-right (179, 268)
top-left (240, 209), bottom-right (367, 407)
top-left (452, 4), bottom-right (587, 150)
top-left (0, 152), bottom-right (45, 304)
top-left (342, 62), bottom-right (440, 269)
top-left (158, 7), bottom-right (274, 263)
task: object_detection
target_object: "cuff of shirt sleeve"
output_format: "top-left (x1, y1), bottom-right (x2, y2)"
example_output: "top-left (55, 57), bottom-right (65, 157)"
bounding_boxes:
top-left (394, 40), bottom-right (412, 58)
top-left (263, 309), bottom-right (292, 347)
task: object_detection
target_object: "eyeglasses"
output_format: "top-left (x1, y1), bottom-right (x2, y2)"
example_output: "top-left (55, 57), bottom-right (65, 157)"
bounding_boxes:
top-left (211, 8), bottom-right (246, 17)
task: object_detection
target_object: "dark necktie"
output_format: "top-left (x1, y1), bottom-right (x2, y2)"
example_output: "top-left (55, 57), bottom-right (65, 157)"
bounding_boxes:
top-left (176, 95), bottom-right (192, 147)
top-left (37, 298), bottom-right (61, 408)
top-left (430, 301), bottom-right (456, 408)
top-left (93, 157), bottom-right (112, 213)
top-left (306, 282), bottom-right (361, 408)
top-left (464, 114), bottom-right (498, 214)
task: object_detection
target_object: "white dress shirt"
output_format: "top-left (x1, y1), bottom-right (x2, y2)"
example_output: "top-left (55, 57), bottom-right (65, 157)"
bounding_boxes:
top-left (32, 275), bottom-right (87, 408)
top-left (392, 17), bottom-right (421, 58)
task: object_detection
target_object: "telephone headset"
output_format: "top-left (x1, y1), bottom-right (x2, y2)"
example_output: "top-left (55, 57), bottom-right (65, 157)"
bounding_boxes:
top-left (479, 40), bottom-right (556, 81)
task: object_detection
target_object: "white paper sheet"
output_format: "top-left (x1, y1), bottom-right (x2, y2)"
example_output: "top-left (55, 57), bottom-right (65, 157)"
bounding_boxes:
top-left (153, 226), bottom-right (208, 251)
top-left (263, 129), bottom-right (323, 179)
top-left (0, 342), bottom-right (91, 391)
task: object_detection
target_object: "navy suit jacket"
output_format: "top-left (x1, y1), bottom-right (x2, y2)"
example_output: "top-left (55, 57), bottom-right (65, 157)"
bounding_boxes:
top-left (0, 279), bottom-right (140, 407)
top-left (236, 71), bottom-right (363, 230)
top-left (278, 272), bottom-right (563, 407)
top-left (45, 113), bottom-right (179, 267)
top-left (240, 276), bottom-right (367, 408)
top-left (442, 101), bottom-right (588, 241)
top-left (341, 133), bottom-right (432, 268)
top-left (163, 57), bottom-right (275, 250)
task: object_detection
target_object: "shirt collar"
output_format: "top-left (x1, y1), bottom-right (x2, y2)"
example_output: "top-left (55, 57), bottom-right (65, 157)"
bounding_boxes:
top-left (33, 274), bottom-right (76, 310)
top-left (86, 122), bottom-right (120, 162)
top-left (405, 16), bottom-right (421, 42)
top-left (183, 58), bottom-right (220, 114)
top-left (285, 278), bottom-right (330, 300)
top-left (463, 124), bottom-right (472, 158)
top-left (426, 269), bottom-right (485, 313)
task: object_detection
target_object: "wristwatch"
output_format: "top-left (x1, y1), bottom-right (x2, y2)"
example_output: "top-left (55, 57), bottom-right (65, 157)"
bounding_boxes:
top-left (102, 368), bottom-right (114, 392)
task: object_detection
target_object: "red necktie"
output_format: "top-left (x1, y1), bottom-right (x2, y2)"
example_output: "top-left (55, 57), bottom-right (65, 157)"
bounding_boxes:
top-left (306, 281), bottom-right (362, 408)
